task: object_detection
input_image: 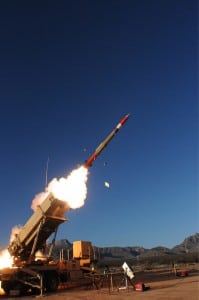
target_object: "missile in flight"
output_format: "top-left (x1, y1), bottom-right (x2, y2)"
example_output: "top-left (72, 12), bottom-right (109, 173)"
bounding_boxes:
top-left (84, 113), bottom-right (130, 168)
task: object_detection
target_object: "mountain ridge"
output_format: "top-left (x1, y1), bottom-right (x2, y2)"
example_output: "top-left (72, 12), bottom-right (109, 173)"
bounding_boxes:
top-left (53, 232), bottom-right (199, 260)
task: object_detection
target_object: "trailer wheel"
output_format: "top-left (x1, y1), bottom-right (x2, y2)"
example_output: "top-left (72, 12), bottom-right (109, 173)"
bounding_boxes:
top-left (1, 281), bottom-right (28, 295)
top-left (43, 271), bottom-right (59, 292)
top-left (13, 282), bottom-right (29, 295)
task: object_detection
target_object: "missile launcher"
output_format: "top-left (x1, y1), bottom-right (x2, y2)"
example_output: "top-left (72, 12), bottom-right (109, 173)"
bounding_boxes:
top-left (8, 193), bottom-right (69, 262)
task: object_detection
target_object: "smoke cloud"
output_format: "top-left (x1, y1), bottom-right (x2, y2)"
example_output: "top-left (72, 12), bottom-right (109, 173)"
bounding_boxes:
top-left (9, 225), bottom-right (22, 244)
top-left (31, 166), bottom-right (89, 211)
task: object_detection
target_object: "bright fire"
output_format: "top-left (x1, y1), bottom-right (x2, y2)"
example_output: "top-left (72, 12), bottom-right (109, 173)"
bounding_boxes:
top-left (0, 282), bottom-right (4, 295)
top-left (49, 166), bottom-right (89, 208)
top-left (0, 249), bottom-right (13, 294)
top-left (31, 165), bottom-right (89, 211)
top-left (0, 249), bottom-right (13, 269)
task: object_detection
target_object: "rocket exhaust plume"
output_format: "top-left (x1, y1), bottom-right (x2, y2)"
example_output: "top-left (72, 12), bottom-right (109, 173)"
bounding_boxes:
top-left (0, 250), bottom-right (13, 269)
top-left (0, 227), bottom-right (20, 294)
top-left (0, 228), bottom-right (16, 294)
top-left (0, 227), bottom-right (20, 270)
top-left (31, 166), bottom-right (89, 211)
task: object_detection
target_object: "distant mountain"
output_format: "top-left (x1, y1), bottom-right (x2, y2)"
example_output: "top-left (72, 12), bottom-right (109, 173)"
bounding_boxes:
top-left (96, 233), bottom-right (199, 260)
top-left (97, 245), bottom-right (174, 260)
top-left (54, 239), bottom-right (72, 249)
top-left (52, 233), bottom-right (199, 261)
top-left (137, 246), bottom-right (173, 258)
top-left (172, 233), bottom-right (199, 254)
top-left (98, 246), bottom-right (146, 260)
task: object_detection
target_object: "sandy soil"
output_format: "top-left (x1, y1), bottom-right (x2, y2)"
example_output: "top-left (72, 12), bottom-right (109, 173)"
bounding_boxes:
top-left (0, 267), bottom-right (198, 300)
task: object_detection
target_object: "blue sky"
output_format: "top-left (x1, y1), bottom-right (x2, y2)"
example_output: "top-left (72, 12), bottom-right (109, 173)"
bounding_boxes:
top-left (0, 0), bottom-right (198, 249)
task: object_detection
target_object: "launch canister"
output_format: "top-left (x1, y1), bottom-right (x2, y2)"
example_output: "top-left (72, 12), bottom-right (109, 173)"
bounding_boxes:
top-left (84, 113), bottom-right (130, 168)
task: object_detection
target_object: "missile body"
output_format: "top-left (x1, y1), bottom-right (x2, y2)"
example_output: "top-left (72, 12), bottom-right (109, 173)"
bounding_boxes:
top-left (84, 114), bottom-right (130, 168)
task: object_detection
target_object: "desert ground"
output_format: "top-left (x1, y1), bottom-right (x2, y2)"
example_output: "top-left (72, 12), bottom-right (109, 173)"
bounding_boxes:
top-left (0, 265), bottom-right (198, 299)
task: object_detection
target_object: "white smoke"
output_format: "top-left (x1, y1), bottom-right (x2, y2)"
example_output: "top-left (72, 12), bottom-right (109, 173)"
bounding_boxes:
top-left (31, 166), bottom-right (89, 211)
top-left (9, 225), bottom-right (22, 244)
top-left (31, 191), bottom-right (49, 211)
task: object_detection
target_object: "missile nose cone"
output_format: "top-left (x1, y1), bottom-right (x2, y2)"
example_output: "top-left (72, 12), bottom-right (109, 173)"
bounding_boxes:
top-left (120, 113), bottom-right (130, 126)
top-left (124, 113), bottom-right (130, 120)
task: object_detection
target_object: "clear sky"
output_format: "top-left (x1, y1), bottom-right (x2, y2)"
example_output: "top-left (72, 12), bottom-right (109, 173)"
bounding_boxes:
top-left (0, 0), bottom-right (198, 249)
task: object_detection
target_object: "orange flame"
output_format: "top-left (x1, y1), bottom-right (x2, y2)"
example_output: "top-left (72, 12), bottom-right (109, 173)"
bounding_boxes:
top-left (0, 282), bottom-right (4, 295)
top-left (0, 249), bottom-right (13, 269)
top-left (0, 249), bottom-right (13, 295)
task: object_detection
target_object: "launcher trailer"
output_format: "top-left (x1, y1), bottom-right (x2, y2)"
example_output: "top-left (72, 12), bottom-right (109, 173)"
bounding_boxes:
top-left (0, 193), bottom-right (94, 296)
